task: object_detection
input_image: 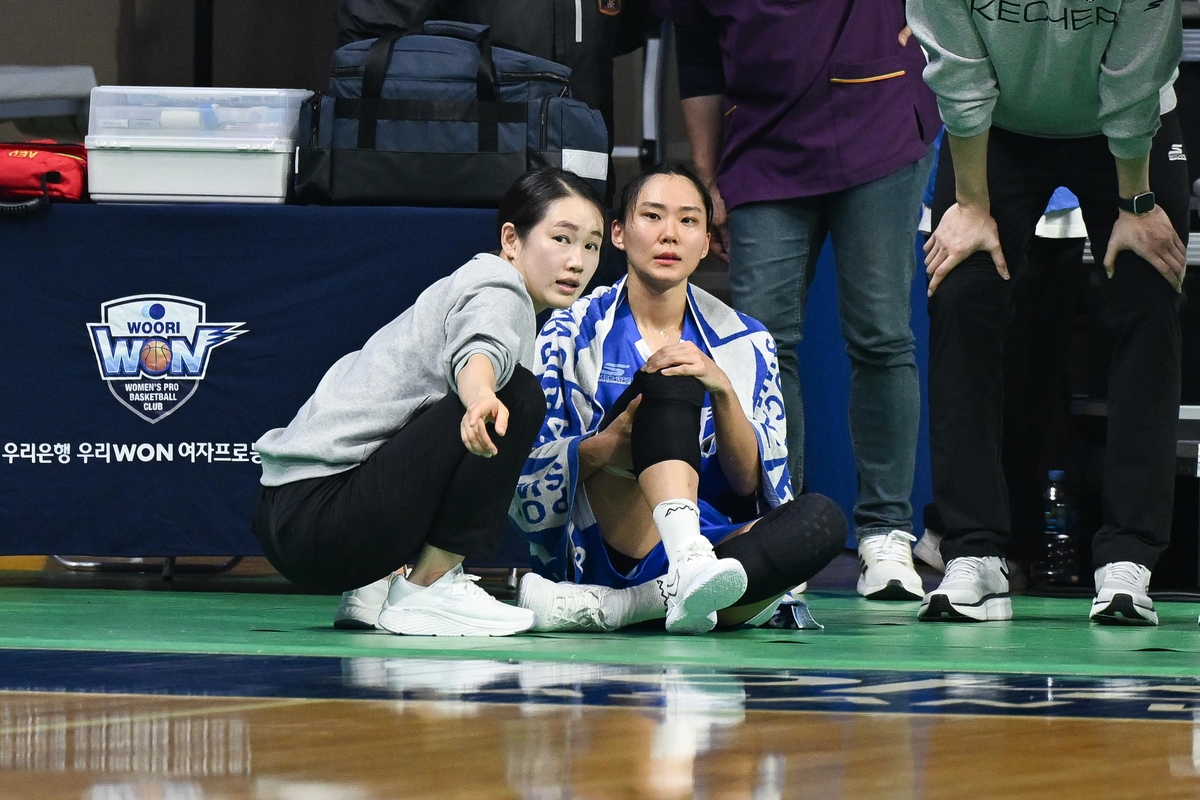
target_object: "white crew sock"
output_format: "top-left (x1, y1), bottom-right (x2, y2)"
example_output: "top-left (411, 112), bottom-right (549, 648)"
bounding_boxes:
top-left (604, 577), bottom-right (670, 628)
top-left (651, 499), bottom-right (707, 564)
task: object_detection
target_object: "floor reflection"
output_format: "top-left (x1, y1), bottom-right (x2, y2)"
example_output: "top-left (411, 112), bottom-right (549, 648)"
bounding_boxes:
top-left (0, 689), bottom-right (1193, 799)
top-left (339, 657), bottom-right (1200, 723)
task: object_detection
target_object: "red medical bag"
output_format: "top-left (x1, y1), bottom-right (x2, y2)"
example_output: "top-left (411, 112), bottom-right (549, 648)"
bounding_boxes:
top-left (0, 140), bottom-right (88, 214)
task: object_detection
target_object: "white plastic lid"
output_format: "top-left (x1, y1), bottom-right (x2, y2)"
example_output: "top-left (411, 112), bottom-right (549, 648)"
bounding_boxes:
top-left (85, 86), bottom-right (312, 152)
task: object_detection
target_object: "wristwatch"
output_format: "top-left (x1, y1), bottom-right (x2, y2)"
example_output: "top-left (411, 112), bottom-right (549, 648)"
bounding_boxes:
top-left (1117, 191), bottom-right (1155, 215)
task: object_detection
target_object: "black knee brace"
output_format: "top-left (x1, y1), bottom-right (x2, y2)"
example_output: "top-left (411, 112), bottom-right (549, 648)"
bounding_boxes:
top-left (714, 494), bottom-right (847, 605)
top-left (599, 371), bottom-right (705, 477)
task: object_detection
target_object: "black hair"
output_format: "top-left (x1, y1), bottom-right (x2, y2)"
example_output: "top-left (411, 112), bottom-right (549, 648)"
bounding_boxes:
top-left (496, 168), bottom-right (607, 242)
top-left (617, 163), bottom-right (713, 230)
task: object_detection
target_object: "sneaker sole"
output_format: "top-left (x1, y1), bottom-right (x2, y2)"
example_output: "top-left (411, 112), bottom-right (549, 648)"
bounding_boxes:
top-left (377, 607), bottom-right (535, 637)
top-left (1090, 593), bottom-right (1158, 626)
top-left (918, 593), bottom-right (1012, 622)
top-left (857, 578), bottom-right (923, 601)
top-left (666, 560), bottom-right (748, 635)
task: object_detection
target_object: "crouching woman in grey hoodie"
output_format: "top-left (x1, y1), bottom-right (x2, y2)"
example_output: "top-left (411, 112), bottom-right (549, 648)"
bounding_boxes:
top-left (251, 168), bottom-right (606, 637)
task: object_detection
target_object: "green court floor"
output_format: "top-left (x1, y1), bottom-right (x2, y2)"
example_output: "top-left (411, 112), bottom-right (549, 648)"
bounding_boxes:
top-left (1, 586), bottom-right (1198, 677)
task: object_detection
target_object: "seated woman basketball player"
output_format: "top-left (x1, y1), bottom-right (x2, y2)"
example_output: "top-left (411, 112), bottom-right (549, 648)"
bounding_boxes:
top-left (252, 168), bottom-right (606, 637)
top-left (510, 164), bottom-right (847, 634)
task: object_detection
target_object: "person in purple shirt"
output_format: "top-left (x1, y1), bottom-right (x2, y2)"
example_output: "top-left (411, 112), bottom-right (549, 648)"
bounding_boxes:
top-left (652, 0), bottom-right (941, 601)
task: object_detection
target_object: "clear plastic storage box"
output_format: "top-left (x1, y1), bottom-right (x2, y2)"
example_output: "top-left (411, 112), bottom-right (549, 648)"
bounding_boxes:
top-left (85, 86), bottom-right (312, 203)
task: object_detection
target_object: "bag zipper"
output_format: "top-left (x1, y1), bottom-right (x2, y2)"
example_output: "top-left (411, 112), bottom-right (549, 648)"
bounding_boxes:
top-left (309, 93), bottom-right (323, 148)
top-left (498, 71), bottom-right (570, 86)
top-left (539, 96), bottom-right (552, 151)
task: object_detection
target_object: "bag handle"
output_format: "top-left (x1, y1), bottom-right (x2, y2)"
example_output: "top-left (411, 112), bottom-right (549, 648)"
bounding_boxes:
top-left (355, 23), bottom-right (502, 152)
top-left (0, 173), bottom-right (55, 217)
top-left (421, 21), bottom-right (498, 103)
top-left (356, 34), bottom-right (401, 149)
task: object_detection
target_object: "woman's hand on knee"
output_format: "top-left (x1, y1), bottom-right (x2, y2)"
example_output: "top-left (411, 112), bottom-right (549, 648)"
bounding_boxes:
top-left (1103, 206), bottom-right (1187, 293)
top-left (460, 394), bottom-right (509, 457)
top-left (924, 202), bottom-right (1009, 297)
top-left (603, 395), bottom-right (641, 471)
top-left (643, 342), bottom-right (731, 395)
top-left (579, 396), bottom-right (642, 476)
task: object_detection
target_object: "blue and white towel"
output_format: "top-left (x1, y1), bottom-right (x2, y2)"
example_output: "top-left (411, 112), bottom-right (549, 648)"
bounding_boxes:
top-left (508, 277), bottom-right (793, 583)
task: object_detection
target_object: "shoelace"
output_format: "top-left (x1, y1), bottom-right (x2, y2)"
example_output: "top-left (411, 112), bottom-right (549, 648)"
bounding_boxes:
top-left (552, 587), bottom-right (607, 629)
top-left (676, 539), bottom-right (717, 563)
top-left (943, 557), bottom-right (987, 582)
top-left (1104, 562), bottom-right (1150, 588)
top-left (447, 571), bottom-right (488, 598)
top-left (861, 531), bottom-right (917, 563)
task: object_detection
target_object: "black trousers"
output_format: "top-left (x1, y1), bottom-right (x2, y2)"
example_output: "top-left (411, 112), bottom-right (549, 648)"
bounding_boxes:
top-left (252, 367), bottom-right (545, 593)
top-left (929, 113), bottom-right (1190, 570)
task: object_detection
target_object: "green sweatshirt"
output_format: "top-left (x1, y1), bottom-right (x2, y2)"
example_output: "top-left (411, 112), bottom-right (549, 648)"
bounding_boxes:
top-left (907, 0), bottom-right (1182, 159)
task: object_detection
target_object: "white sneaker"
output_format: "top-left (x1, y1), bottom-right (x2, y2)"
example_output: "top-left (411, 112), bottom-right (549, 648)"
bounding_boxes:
top-left (517, 572), bottom-right (629, 632)
top-left (918, 556), bottom-right (1012, 622)
top-left (376, 564), bottom-right (536, 636)
top-left (913, 529), bottom-right (945, 572)
top-left (333, 577), bottom-right (390, 630)
top-left (1090, 562), bottom-right (1157, 626)
top-left (663, 543), bottom-right (748, 635)
top-left (857, 530), bottom-right (924, 600)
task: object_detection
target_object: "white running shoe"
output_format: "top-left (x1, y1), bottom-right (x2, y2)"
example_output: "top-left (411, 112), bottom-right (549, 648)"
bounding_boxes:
top-left (918, 556), bottom-right (1012, 622)
top-left (857, 530), bottom-right (924, 600)
top-left (517, 573), bottom-right (629, 632)
top-left (1090, 562), bottom-right (1157, 626)
top-left (333, 577), bottom-right (390, 630)
top-left (376, 564), bottom-right (536, 637)
top-left (913, 529), bottom-right (945, 572)
top-left (663, 543), bottom-right (748, 635)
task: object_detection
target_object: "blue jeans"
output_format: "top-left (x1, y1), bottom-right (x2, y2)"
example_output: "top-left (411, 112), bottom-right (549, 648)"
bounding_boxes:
top-left (726, 151), bottom-right (932, 537)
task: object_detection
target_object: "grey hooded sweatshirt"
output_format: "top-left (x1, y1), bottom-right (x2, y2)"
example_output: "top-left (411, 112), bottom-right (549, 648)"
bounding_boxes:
top-left (256, 253), bottom-right (536, 487)
top-left (907, 0), bottom-right (1182, 159)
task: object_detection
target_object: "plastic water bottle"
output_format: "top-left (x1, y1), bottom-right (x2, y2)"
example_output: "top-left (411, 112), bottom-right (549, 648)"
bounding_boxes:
top-left (1038, 469), bottom-right (1079, 586)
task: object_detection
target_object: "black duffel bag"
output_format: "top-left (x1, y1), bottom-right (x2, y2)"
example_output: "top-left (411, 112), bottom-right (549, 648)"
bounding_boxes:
top-left (295, 20), bottom-right (609, 206)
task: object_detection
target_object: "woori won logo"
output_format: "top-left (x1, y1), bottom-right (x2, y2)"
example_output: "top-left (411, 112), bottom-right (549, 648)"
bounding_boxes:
top-left (87, 295), bottom-right (246, 423)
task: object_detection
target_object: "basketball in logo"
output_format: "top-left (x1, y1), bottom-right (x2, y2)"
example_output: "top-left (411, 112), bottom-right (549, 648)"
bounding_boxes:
top-left (140, 338), bottom-right (172, 375)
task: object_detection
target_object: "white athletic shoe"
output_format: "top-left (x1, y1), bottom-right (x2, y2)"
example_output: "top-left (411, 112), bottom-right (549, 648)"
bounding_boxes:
top-left (857, 530), bottom-right (925, 600)
top-left (333, 577), bottom-right (390, 629)
top-left (376, 564), bottom-right (536, 637)
top-left (517, 572), bottom-right (629, 632)
top-left (913, 528), bottom-right (945, 572)
top-left (918, 556), bottom-right (1012, 622)
top-left (1090, 562), bottom-right (1157, 626)
top-left (663, 543), bottom-right (748, 635)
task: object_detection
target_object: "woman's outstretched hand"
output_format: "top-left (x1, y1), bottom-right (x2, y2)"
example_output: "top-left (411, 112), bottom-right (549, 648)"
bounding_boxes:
top-left (461, 393), bottom-right (509, 457)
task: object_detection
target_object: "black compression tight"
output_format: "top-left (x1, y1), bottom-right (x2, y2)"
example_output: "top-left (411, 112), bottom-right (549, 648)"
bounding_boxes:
top-left (715, 493), bottom-right (847, 605)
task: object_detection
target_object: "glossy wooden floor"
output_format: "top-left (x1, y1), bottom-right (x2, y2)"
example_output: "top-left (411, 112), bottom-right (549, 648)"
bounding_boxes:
top-left (1, 690), bottom-right (1198, 800)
